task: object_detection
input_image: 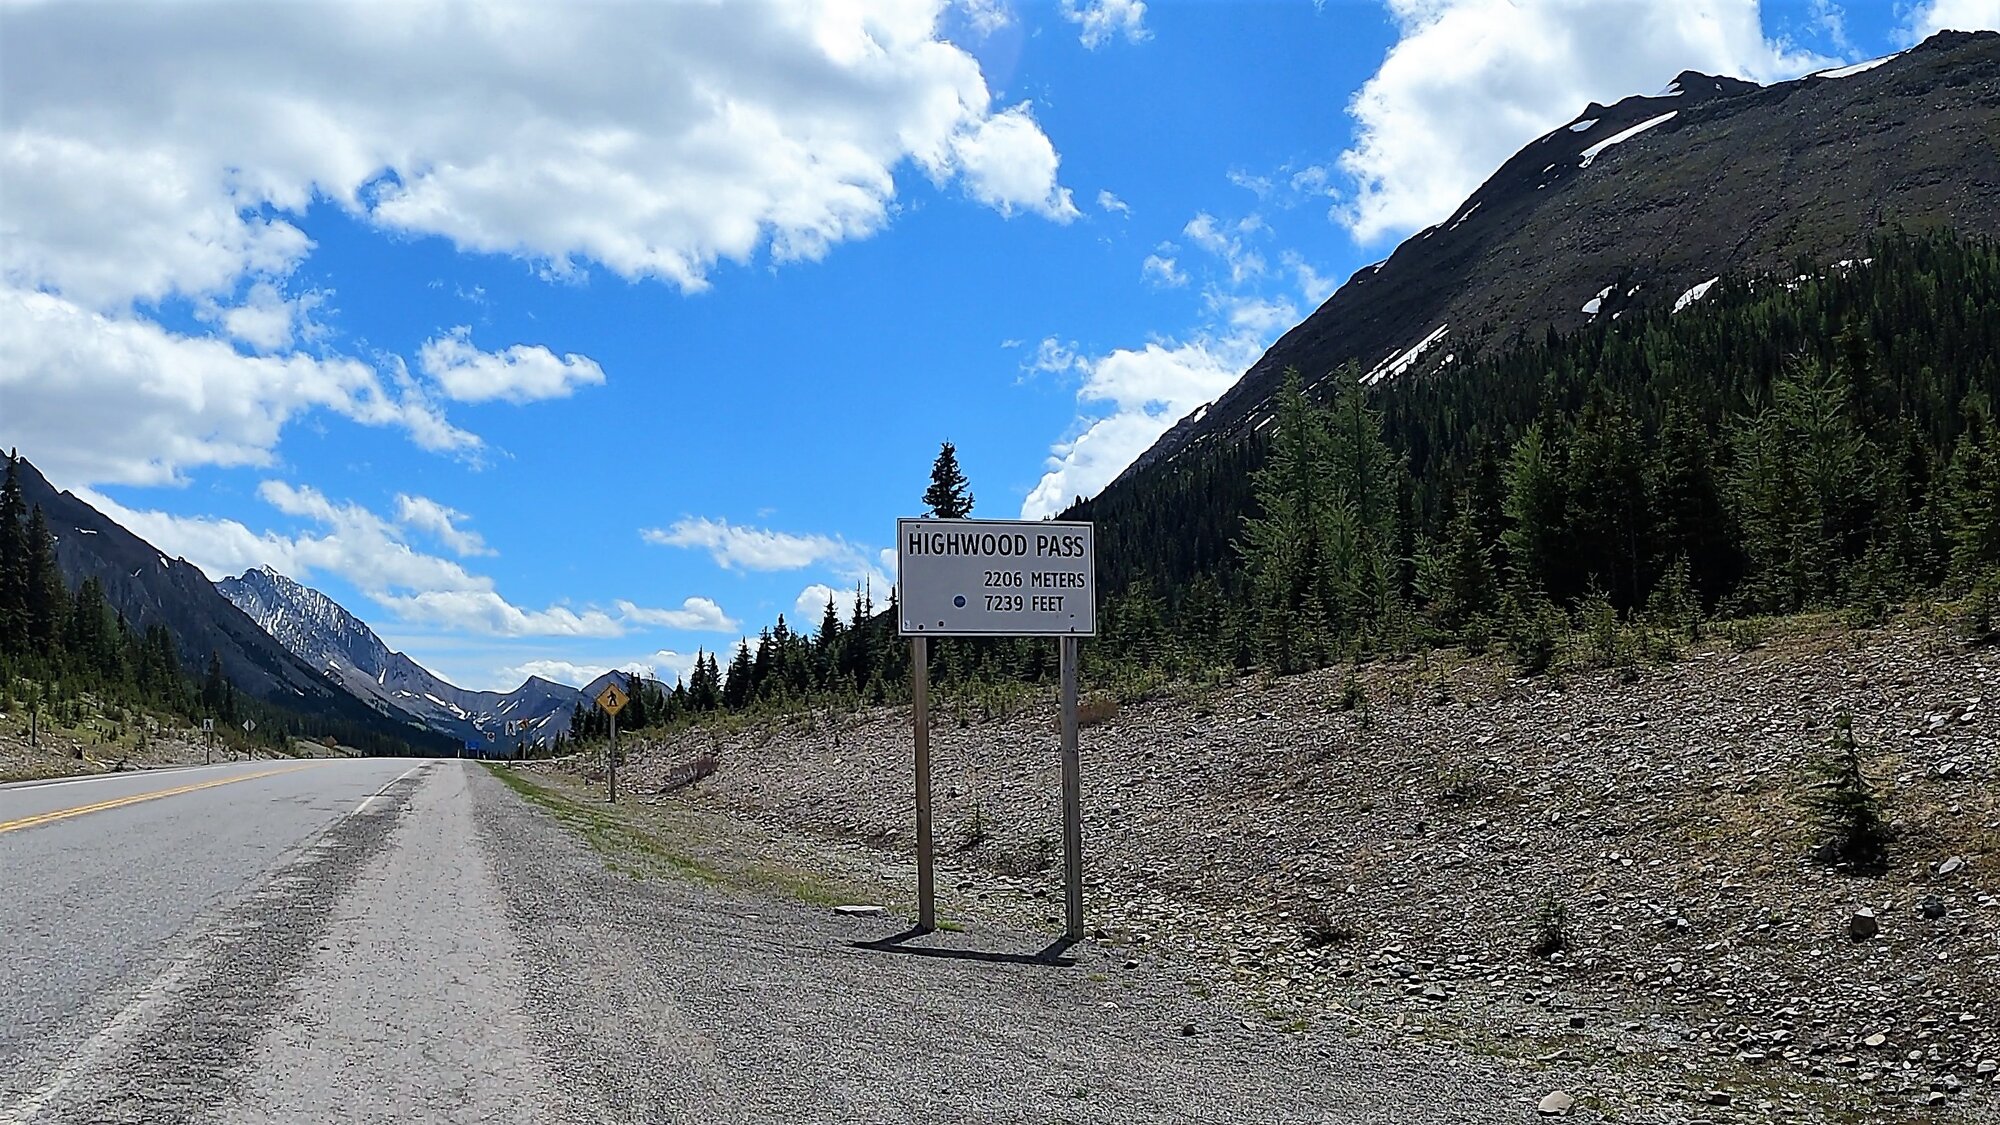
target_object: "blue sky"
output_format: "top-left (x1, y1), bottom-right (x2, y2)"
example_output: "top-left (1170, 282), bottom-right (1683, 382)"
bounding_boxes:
top-left (2, 0), bottom-right (1985, 691)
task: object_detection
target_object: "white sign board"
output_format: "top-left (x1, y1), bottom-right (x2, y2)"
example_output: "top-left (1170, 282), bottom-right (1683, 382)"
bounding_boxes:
top-left (897, 518), bottom-right (1095, 636)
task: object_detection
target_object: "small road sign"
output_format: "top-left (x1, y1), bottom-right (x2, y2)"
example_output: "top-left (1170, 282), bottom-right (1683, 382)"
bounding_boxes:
top-left (596, 682), bottom-right (629, 715)
top-left (242, 719), bottom-right (256, 734)
top-left (202, 719), bottom-right (214, 732)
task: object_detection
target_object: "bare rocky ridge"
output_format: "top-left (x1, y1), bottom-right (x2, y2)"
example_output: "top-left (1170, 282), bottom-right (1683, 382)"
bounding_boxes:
top-left (217, 566), bottom-right (586, 750)
top-left (1115, 30), bottom-right (2000, 486)
top-left (594, 616), bottom-right (1999, 1122)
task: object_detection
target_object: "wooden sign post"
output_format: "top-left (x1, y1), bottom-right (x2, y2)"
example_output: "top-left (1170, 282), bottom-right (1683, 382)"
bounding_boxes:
top-left (596, 680), bottom-right (629, 803)
top-left (897, 518), bottom-right (1095, 939)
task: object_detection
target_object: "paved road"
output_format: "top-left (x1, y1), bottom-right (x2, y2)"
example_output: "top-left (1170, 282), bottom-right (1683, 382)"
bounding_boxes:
top-left (0, 758), bottom-right (1553, 1124)
top-left (0, 757), bottom-right (436, 1122)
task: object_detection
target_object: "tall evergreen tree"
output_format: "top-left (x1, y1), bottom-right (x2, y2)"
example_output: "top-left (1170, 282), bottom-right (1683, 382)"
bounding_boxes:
top-left (1565, 393), bottom-right (1651, 611)
top-left (0, 453), bottom-right (27, 655)
top-left (1501, 422), bottom-right (1570, 597)
top-left (1943, 396), bottom-right (2000, 582)
top-left (23, 505), bottom-right (63, 656)
top-left (922, 441), bottom-right (975, 519)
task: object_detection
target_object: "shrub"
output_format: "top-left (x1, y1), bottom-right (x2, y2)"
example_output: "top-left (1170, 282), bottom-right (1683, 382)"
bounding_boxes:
top-left (1077, 693), bottom-right (1120, 728)
top-left (1802, 714), bottom-right (1889, 873)
top-left (1576, 592), bottom-right (1625, 669)
top-left (1961, 570), bottom-right (2000, 644)
top-left (1297, 902), bottom-right (1358, 949)
top-left (1337, 674), bottom-right (1366, 712)
top-left (1720, 617), bottom-right (1770, 652)
top-left (1505, 593), bottom-right (1566, 675)
top-left (1529, 897), bottom-right (1567, 959)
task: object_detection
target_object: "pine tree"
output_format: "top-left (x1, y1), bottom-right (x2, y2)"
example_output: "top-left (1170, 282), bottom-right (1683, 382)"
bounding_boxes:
top-left (1239, 371), bottom-right (1330, 671)
top-left (922, 441), bottom-right (974, 519)
top-left (1501, 422), bottom-right (1570, 598)
top-left (23, 505), bottom-right (63, 657)
top-left (721, 642), bottom-right (754, 709)
top-left (1564, 393), bottom-right (1652, 611)
top-left (201, 650), bottom-right (228, 714)
top-left (1650, 402), bottom-right (1733, 608)
top-left (0, 453), bottom-right (27, 656)
top-left (1942, 396), bottom-right (2000, 583)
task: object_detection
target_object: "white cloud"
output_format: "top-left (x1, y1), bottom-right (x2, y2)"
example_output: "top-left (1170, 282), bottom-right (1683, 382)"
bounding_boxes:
top-left (1282, 250), bottom-right (1336, 306)
top-left (0, 2), bottom-right (1075, 484)
top-left (202, 281), bottom-right (326, 353)
top-left (1900, 0), bottom-right (2000, 41)
top-left (1183, 213), bottom-right (1265, 287)
top-left (417, 325), bottom-right (606, 405)
top-left (1021, 334), bottom-right (1258, 519)
top-left (1061, 0), bottom-right (1150, 48)
top-left (496, 659), bottom-right (619, 691)
top-left (77, 482), bottom-right (726, 640)
top-left (1097, 189), bottom-right (1131, 216)
top-left (1141, 252), bottom-right (1188, 288)
top-left (1, 1), bottom-right (1075, 306)
top-left (1029, 336), bottom-right (1086, 374)
top-left (948, 103), bottom-right (1080, 221)
top-left (394, 494), bottom-right (493, 557)
top-left (0, 286), bottom-right (476, 487)
top-left (613, 598), bottom-right (738, 633)
top-left (643, 517), bottom-right (854, 572)
top-left (1335, 0), bottom-right (1838, 243)
top-left (794, 584), bottom-right (856, 627)
top-left (1025, 207), bottom-right (1305, 517)
top-left (956, 0), bottom-right (1015, 37)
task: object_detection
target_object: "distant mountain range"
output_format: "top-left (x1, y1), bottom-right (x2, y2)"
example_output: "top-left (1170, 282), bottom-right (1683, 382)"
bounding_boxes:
top-left (14, 458), bottom-right (455, 753)
top-left (216, 566), bottom-right (588, 750)
top-left (1113, 30), bottom-right (2000, 486)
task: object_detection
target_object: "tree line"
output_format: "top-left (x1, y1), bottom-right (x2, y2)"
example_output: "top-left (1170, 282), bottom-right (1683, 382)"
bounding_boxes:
top-left (594, 228), bottom-right (1998, 739)
top-left (0, 454), bottom-right (436, 756)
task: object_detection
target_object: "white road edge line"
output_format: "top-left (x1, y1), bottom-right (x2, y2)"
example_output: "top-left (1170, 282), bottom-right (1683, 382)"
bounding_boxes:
top-left (1, 760), bottom-right (432, 1124)
top-left (0, 763), bottom-right (234, 793)
top-left (352, 764), bottom-right (426, 814)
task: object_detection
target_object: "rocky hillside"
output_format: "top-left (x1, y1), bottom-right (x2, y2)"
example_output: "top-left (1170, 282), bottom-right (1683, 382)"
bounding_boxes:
top-left (1115, 30), bottom-right (2000, 487)
top-left (218, 565), bottom-right (585, 750)
top-left (596, 615), bottom-right (1999, 1122)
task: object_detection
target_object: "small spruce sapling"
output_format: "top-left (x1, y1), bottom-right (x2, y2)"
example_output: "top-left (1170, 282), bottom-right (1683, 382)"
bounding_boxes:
top-left (1804, 714), bottom-right (1890, 873)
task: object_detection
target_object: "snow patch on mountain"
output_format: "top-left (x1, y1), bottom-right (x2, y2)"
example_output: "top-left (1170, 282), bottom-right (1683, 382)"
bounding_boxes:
top-left (1580, 112), bottom-right (1677, 168)
top-left (217, 566), bottom-right (587, 750)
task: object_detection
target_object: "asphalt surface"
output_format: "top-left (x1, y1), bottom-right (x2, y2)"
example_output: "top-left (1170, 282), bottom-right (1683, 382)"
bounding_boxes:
top-left (0, 757), bottom-right (431, 1122)
top-left (0, 758), bottom-right (1553, 1124)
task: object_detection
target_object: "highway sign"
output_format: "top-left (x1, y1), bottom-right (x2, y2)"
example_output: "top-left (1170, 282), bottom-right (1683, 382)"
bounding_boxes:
top-left (896, 518), bottom-right (1095, 636)
top-left (596, 682), bottom-right (629, 715)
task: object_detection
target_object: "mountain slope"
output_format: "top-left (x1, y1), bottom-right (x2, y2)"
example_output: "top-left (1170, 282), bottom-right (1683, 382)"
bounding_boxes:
top-left (217, 566), bottom-right (587, 750)
top-left (1115, 30), bottom-right (2000, 485)
top-left (13, 458), bottom-right (452, 752)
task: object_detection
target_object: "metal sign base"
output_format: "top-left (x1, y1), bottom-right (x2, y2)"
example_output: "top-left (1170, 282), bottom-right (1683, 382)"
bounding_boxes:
top-left (911, 635), bottom-right (1083, 941)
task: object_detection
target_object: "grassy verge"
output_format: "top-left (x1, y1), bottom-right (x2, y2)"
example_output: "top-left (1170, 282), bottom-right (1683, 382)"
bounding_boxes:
top-left (484, 763), bottom-right (878, 911)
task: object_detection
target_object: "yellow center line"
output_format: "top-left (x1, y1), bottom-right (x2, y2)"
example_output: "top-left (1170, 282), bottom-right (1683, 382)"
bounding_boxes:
top-left (0, 764), bottom-right (320, 836)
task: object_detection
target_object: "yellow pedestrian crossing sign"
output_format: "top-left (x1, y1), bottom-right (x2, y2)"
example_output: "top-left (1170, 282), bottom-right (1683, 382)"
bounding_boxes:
top-left (596, 682), bottom-right (629, 715)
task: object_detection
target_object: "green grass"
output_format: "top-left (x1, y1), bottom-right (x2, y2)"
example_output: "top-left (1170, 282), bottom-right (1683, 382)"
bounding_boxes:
top-left (486, 764), bottom-right (878, 911)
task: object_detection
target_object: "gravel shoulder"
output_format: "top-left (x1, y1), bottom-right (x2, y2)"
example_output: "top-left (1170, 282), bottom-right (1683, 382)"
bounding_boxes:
top-left (570, 613), bottom-right (2000, 1124)
top-left (473, 763), bottom-right (1573, 1124)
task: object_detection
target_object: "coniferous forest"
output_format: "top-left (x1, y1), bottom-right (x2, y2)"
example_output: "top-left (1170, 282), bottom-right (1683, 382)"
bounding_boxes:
top-left (599, 227), bottom-right (1999, 734)
top-left (16, 230), bottom-right (2000, 756)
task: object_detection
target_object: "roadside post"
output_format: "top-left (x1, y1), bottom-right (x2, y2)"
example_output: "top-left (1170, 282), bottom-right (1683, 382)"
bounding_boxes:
top-left (596, 681), bottom-right (629, 803)
top-left (896, 517), bottom-right (1096, 939)
top-left (203, 718), bottom-right (214, 764)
